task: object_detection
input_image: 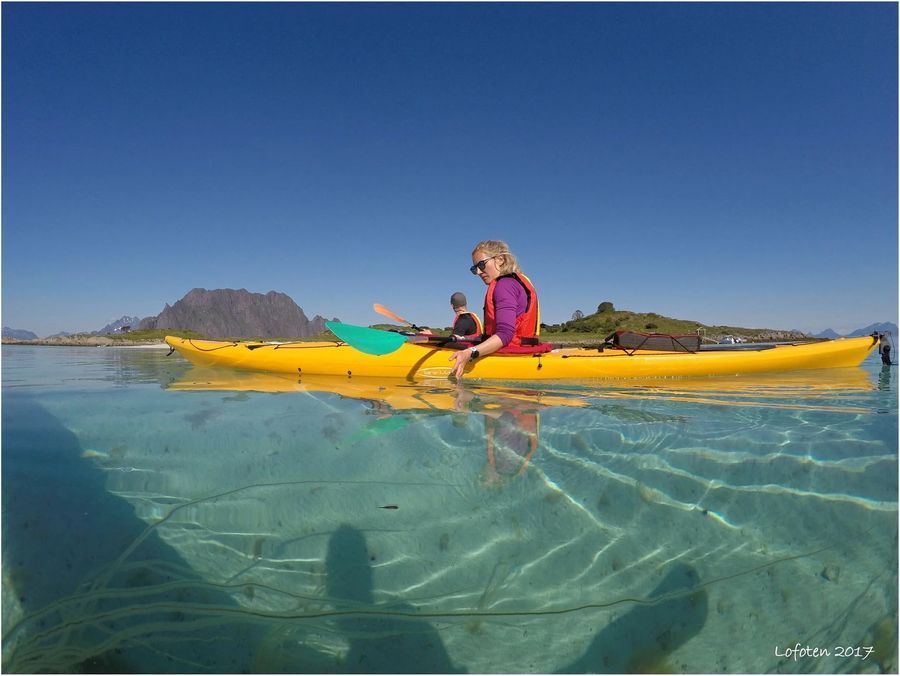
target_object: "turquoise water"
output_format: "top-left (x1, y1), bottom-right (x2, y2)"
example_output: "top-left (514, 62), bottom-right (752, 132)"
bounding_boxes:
top-left (2, 345), bottom-right (897, 673)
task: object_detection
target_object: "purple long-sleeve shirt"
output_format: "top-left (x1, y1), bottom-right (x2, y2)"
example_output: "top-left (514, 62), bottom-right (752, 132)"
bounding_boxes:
top-left (490, 276), bottom-right (528, 346)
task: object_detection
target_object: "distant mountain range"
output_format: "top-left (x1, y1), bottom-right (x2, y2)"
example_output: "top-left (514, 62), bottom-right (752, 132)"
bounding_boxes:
top-left (137, 288), bottom-right (334, 339)
top-left (814, 322), bottom-right (898, 339)
top-left (2, 327), bottom-right (38, 340)
top-left (97, 316), bottom-right (144, 334)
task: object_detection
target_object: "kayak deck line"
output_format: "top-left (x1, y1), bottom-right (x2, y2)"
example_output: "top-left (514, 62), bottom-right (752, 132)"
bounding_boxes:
top-left (244, 341), bottom-right (345, 351)
top-left (174, 337), bottom-right (348, 352)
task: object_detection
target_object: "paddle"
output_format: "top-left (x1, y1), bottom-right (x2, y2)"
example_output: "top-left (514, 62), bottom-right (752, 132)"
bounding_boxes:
top-left (327, 322), bottom-right (454, 356)
top-left (326, 322), bottom-right (409, 356)
top-left (372, 303), bottom-right (422, 331)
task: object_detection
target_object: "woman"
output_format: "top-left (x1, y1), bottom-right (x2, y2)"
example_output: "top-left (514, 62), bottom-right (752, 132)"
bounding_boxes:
top-left (449, 240), bottom-right (545, 379)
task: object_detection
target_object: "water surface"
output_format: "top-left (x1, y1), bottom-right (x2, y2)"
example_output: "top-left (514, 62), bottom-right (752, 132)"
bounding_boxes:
top-left (2, 345), bottom-right (897, 673)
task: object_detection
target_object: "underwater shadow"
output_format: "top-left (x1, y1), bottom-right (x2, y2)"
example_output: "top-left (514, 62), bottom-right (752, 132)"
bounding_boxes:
top-left (1, 395), bottom-right (263, 673)
top-left (557, 562), bottom-right (708, 673)
top-left (325, 524), bottom-right (465, 673)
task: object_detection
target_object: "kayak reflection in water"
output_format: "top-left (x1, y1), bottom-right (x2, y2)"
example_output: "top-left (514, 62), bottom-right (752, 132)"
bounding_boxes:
top-left (449, 240), bottom-right (546, 379)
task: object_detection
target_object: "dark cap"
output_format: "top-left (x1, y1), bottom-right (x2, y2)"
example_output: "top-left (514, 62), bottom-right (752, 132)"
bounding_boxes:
top-left (450, 292), bottom-right (467, 308)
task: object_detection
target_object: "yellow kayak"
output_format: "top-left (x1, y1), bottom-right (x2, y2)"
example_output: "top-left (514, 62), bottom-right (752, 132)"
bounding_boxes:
top-left (164, 332), bottom-right (881, 381)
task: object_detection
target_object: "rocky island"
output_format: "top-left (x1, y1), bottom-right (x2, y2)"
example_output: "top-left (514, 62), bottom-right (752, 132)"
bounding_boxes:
top-left (3, 288), bottom-right (335, 346)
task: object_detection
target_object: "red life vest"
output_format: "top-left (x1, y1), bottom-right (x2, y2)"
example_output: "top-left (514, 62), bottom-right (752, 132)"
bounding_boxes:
top-left (483, 273), bottom-right (548, 353)
top-left (452, 311), bottom-right (484, 338)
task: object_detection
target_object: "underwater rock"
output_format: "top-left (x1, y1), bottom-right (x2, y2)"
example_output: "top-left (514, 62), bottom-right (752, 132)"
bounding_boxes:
top-left (636, 482), bottom-right (657, 504)
top-left (184, 408), bottom-right (218, 430)
top-left (545, 489), bottom-right (565, 504)
top-left (820, 564), bottom-right (840, 582)
top-left (321, 413), bottom-right (345, 443)
top-left (572, 433), bottom-right (591, 452)
top-left (223, 392), bottom-right (250, 402)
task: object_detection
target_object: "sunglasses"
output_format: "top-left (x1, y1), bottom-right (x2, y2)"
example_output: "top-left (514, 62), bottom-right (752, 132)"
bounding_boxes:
top-left (470, 255), bottom-right (501, 275)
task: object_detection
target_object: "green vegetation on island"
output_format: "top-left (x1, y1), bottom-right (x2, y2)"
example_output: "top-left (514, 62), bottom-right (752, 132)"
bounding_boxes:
top-left (539, 302), bottom-right (809, 345)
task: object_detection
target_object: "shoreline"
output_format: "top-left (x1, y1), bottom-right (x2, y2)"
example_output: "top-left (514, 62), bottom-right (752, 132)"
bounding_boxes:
top-left (2, 338), bottom-right (168, 348)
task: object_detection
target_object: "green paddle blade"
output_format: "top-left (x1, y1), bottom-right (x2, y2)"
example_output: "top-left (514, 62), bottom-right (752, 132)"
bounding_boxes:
top-left (326, 322), bottom-right (408, 356)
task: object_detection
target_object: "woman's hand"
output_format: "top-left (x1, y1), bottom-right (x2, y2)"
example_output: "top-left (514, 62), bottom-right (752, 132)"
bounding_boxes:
top-left (449, 348), bottom-right (472, 379)
top-left (449, 336), bottom-right (502, 379)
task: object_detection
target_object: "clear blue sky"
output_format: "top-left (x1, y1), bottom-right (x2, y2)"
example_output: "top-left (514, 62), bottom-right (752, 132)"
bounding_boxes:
top-left (3, 3), bottom-right (897, 337)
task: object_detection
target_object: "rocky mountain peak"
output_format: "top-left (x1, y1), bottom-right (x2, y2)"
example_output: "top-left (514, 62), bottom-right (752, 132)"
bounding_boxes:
top-left (139, 288), bottom-right (333, 339)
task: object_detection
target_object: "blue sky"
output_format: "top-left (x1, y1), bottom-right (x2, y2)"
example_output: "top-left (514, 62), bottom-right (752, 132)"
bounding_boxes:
top-left (3, 3), bottom-right (897, 337)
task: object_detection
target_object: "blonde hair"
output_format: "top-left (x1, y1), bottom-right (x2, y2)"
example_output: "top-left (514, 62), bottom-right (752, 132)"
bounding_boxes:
top-left (472, 239), bottom-right (520, 275)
